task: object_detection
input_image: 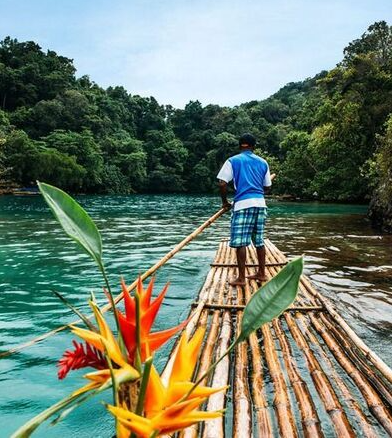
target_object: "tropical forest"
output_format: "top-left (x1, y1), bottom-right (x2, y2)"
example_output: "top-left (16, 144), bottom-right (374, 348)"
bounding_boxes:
top-left (1, 21), bottom-right (392, 230)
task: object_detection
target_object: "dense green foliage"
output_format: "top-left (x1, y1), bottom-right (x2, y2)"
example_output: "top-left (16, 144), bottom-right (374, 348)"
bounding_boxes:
top-left (369, 114), bottom-right (392, 230)
top-left (1, 22), bottom-right (392, 205)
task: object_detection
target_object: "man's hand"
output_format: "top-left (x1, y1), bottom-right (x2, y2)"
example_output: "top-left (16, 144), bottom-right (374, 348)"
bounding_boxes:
top-left (222, 201), bottom-right (232, 210)
top-left (218, 180), bottom-right (231, 210)
top-left (271, 173), bottom-right (277, 181)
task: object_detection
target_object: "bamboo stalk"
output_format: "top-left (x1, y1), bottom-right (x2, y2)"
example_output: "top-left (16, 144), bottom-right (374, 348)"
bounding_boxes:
top-left (284, 312), bottom-right (355, 437)
top-left (202, 311), bottom-right (232, 438)
top-left (243, 281), bottom-right (273, 437)
top-left (233, 284), bottom-right (252, 438)
top-left (300, 271), bottom-right (392, 386)
top-left (312, 314), bottom-right (392, 435)
top-left (246, 244), bottom-right (299, 434)
top-left (261, 243), bottom-right (355, 437)
top-left (161, 241), bottom-right (228, 384)
top-left (272, 319), bottom-right (323, 438)
top-left (295, 313), bottom-right (378, 438)
top-left (202, 242), bottom-right (236, 438)
top-left (261, 323), bottom-right (298, 437)
top-left (159, 243), bottom-right (228, 438)
top-left (181, 250), bottom-right (230, 438)
top-left (318, 313), bottom-right (392, 407)
top-left (190, 302), bottom-right (324, 311)
top-left (265, 240), bottom-right (391, 437)
top-left (210, 262), bottom-right (288, 267)
top-left (0, 208), bottom-right (228, 358)
top-left (247, 245), bottom-right (306, 437)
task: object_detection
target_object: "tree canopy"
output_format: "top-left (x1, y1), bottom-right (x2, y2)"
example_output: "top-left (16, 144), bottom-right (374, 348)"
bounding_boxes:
top-left (1, 22), bottom-right (392, 208)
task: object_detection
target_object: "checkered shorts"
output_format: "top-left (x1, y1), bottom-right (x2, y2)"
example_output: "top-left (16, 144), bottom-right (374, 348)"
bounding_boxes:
top-left (230, 207), bottom-right (267, 248)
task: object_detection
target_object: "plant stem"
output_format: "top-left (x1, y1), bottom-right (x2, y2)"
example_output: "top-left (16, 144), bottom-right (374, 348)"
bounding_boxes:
top-left (99, 262), bottom-right (127, 356)
top-left (51, 289), bottom-right (97, 332)
top-left (135, 357), bottom-right (153, 415)
top-left (130, 357), bottom-right (153, 438)
top-left (104, 344), bottom-right (119, 433)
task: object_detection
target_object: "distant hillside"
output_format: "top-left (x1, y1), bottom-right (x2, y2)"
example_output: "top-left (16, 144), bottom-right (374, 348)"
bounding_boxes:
top-left (1, 21), bottom-right (392, 229)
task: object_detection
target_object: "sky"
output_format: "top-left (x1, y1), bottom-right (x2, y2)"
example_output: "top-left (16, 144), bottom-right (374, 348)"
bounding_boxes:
top-left (1, 0), bottom-right (391, 107)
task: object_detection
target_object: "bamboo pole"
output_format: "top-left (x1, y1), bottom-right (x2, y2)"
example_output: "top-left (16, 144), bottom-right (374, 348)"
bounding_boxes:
top-left (210, 262), bottom-right (287, 267)
top-left (295, 314), bottom-right (377, 438)
top-left (181, 249), bottom-right (230, 438)
top-left (0, 208), bottom-right (228, 359)
top-left (159, 243), bottom-right (227, 438)
top-left (190, 302), bottom-right (324, 311)
top-left (202, 242), bottom-right (236, 438)
top-left (266, 240), bottom-right (391, 437)
top-left (300, 272), bottom-right (392, 386)
top-left (202, 311), bottom-right (232, 438)
top-left (261, 243), bottom-right (355, 437)
top-left (161, 241), bottom-right (228, 384)
top-left (318, 313), bottom-right (392, 407)
top-left (273, 319), bottom-right (323, 438)
top-left (284, 312), bottom-right (355, 437)
top-left (312, 314), bottom-right (392, 435)
top-left (233, 282), bottom-right (252, 438)
top-left (247, 246), bottom-right (310, 437)
top-left (247, 244), bottom-right (298, 434)
top-left (261, 323), bottom-right (298, 437)
top-left (244, 280), bottom-right (273, 437)
top-left (247, 243), bottom-right (296, 436)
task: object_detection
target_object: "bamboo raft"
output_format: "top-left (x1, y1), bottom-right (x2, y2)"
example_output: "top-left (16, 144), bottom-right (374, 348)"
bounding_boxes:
top-left (162, 239), bottom-right (392, 438)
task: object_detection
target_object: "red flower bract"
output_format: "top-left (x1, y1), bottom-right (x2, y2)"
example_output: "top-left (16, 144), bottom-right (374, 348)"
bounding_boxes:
top-left (57, 340), bottom-right (107, 380)
top-left (118, 277), bottom-right (188, 362)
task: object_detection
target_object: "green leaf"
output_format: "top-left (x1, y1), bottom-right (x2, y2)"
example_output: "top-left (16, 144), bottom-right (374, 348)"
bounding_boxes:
top-left (10, 393), bottom-right (83, 437)
top-left (51, 289), bottom-right (97, 332)
top-left (38, 181), bottom-right (102, 266)
top-left (237, 256), bottom-right (303, 343)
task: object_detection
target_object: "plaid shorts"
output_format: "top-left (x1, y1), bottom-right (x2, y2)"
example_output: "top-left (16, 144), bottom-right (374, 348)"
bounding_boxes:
top-left (230, 207), bottom-right (267, 248)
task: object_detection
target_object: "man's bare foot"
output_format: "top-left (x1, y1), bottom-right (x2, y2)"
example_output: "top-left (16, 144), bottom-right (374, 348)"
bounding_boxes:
top-left (247, 273), bottom-right (268, 283)
top-left (229, 277), bottom-right (246, 286)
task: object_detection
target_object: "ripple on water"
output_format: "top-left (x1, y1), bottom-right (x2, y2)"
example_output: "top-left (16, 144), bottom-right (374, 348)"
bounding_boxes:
top-left (1, 195), bottom-right (392, 436)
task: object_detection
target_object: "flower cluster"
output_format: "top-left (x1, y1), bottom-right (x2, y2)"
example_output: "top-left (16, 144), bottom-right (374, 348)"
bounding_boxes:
top-left (57, 277), bottom-right (224, 437)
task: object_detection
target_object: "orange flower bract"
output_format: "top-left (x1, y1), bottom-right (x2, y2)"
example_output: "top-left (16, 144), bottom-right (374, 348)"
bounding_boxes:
top-left (107, 328), bottom-right (226, 437)
top-left (118, 277), bottom-right (188, 361)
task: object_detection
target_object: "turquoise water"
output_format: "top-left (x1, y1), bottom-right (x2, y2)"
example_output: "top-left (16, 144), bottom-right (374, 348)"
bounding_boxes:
top-left (1, 195), bottom-right (391, 437)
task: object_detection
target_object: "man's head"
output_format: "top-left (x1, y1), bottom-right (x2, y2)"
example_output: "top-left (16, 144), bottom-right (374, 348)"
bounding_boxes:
top-left (239, 133), bottom-right (256, 150)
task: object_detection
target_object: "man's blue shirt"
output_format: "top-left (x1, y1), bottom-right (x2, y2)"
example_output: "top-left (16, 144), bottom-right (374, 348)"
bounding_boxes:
top-left (228, 151), bottom-right (269, 203)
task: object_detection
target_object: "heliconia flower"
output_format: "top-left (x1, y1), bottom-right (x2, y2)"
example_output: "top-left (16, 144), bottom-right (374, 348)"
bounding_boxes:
top-left (117, 277), bottom-right (188, 361)
top-left (57, 340), bottom-right (107, 379)
top-left (69, 301), bottom-right (139, 395)
top-left (71, 300), bottom-right (128, 368)
top-left (107, 328), bottom-right (226, 437)
top-left (72, 366), bottom-right (139, 397)
top-left (108, 397), bottom-right (221, 438)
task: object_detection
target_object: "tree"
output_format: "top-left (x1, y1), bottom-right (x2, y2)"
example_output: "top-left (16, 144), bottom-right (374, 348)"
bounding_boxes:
top-left (343, 21), bottom-right (392, 66)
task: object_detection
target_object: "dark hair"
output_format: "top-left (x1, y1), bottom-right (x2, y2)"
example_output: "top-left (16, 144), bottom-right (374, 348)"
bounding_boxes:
top-left (239, 133), bottom-right (256, 148)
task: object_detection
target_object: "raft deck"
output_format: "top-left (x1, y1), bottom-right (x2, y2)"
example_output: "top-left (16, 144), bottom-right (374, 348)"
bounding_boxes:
top-left (163, 239), bottom-right (392, 438)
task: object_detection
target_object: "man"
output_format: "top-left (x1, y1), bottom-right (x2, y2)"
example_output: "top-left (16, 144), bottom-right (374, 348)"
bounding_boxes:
top-left (217, 133), bottom-right (275, 286)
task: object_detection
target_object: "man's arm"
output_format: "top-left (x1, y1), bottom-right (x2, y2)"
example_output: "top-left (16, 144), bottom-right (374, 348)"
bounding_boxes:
top-left (218, 180), bottom-right (231, 209)
top-left (264, 172), bottom-right (276, 194)
top-left (216, 160), bottom-right (233, 209)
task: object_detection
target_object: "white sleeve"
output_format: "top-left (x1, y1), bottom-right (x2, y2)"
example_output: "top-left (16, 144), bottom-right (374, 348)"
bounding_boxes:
top-left (217, 160), bottom-right (233, 183)
top-left (263, 165), bottom-right (272, 187)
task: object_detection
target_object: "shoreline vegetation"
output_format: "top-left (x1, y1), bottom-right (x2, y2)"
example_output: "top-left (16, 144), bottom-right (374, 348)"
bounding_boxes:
top-left (0, 21), bottom-right (392, 231)
top-left (0, 189), bottom-right (371, 206)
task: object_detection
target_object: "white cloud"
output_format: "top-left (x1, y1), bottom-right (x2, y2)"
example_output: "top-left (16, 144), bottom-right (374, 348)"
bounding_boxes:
top-left (2, 0), bottom-right (392, 107)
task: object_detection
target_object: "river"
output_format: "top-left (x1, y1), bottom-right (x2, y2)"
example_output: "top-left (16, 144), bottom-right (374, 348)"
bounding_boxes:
top-left (0, 195), bottom-right (391, 437)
